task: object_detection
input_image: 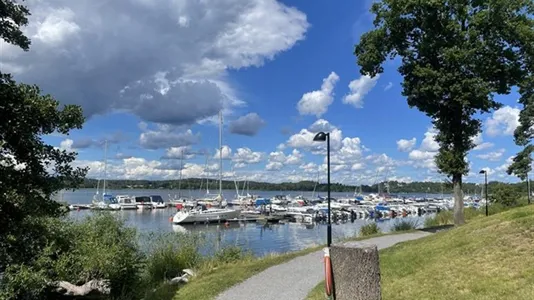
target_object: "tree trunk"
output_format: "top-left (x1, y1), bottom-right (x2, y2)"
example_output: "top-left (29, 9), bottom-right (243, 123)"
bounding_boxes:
top-left (330, 244), bottom-right (381, 300)
top-left (453, 173), bottom-right (465, 225)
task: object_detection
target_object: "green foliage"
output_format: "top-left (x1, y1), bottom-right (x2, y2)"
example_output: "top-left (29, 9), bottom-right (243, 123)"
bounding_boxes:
top-left (354, 0), bottom-right (534, 224)
top-left (214, 246), bottom-right (249, 264)
top-left (0, 265), bottom-right (48, 300)
top-left (1, 214), bottom-right (143, 299)
top-left (0, 0), bottom-right (31, 50)
top-left (508, 145), bottom-right (534, 180)
top-left (143, 232), bottom-right (204, 287)
top-left (0, 0), bottom-right (87, 274)
top-left (490, 183), bottom-right (522, 207)
top-left (392, 219), bottom-right (419, 232)
top-left (424, 211), bottom-right (454, 227)
top-left (360, 223), bottom-right (381, 236)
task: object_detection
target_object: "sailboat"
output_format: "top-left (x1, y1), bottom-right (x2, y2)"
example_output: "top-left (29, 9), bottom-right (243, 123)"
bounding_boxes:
top-left (173, 111), bottom-right (238, 224)
top-left (169, 151), bottom-right (194, 208)
top-left (92, 140), bottom-right (121, 210)
top-left (195, 112), bottom-right (228, 208)
top-left (229, 175), bottom-right (255, 206)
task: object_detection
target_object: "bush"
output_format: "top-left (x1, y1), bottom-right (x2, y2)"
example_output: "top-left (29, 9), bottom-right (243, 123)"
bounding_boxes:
top-left (424, 210), bottom-right (453, 227)
top-left (0, 213), bottom-right (143, 300)
top-left (214, 246), bottom-right (248, 264)
top-left (360, 223), bottom-right (381, 236)
top-left (142, 232), bottom-right (204, 287)
top-left (490, 184), bottom-right (522, 207)
top-left (392, 219), bottom-right (419, 232)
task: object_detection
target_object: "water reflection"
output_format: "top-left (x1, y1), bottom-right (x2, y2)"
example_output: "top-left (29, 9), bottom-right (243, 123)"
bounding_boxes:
top-left (70, 208), bottom-right (430, 256)
top-left (66, 189), bottom-right (434, 256)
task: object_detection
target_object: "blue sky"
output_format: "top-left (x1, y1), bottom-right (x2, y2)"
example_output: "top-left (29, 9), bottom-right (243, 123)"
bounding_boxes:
top-left (1, 0), bottom-right (524, 184)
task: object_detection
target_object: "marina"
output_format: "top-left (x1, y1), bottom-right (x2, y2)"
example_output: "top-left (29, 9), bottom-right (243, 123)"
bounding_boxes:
top-left (61, 188), bottom-right (486, 256)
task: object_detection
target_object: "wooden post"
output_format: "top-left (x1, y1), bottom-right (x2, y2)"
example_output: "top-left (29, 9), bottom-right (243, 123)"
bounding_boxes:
top-left (330, 243), bottom-right (381, 300)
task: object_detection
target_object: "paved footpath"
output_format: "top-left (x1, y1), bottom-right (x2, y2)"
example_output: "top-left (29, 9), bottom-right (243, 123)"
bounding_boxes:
top-left (216, 231), bottom-right (432, 300)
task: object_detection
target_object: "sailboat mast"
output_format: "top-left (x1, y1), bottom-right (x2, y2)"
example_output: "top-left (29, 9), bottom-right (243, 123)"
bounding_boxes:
top-left (219, 111), bottom-right (223, 196)
top-left (178, 152), bottom-right (183, 197)
top-left (103, 140), bottom-right (108, 196)
top-left (205, 154), bottom-right (209, 194)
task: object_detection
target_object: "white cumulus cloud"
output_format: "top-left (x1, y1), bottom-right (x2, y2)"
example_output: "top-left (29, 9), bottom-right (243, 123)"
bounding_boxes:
top-left (476, 149), bottom-right (505, 162)
top-left (396, 138), bottom-right (416, 152)
top-left (485, 106), bottom-right (520, 137)
top-left (297, 72), bottom-right (340, 117)
top-left (342, 74), bottom-right (380, 108)
top-left (214, 145), bottom-right (233, 160)
top-left (406, 127), bottom-right (439, 171)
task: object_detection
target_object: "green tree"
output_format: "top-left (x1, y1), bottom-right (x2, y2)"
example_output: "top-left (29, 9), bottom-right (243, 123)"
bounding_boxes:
top-left (354, 0), bottom-right (534, 225)
top-left (507, 145), bottom-right (533, 180)
top-left (0, 0), bottom-right (87, 272)
top-left (490, 183), bottom-right (521, 207)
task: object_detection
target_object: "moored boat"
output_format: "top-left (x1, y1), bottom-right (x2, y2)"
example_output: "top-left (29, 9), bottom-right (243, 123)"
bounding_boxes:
top-left (172, 207), bottom-right (240, 224)
top-left (135, 196), bottom-right (153, 210)
top-left (92, 194), bottom-right (121, 210)
top-left (149, 195), bottom-right (166, 209)
top-left (116, 195), bottom-right (137, 210)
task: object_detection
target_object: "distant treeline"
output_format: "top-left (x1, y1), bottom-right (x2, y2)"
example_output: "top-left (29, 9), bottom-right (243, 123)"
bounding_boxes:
top-left (79, 178), bottom-right (530, 194)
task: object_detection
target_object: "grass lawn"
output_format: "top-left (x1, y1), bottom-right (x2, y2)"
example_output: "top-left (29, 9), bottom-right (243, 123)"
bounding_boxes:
top-left (174, 232), bottom-right (412, 300)
top-left (307, 205), bottom-right (534, 300)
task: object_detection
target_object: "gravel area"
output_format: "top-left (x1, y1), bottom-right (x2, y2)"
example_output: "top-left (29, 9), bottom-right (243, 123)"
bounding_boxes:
top-left (216, 231), bottom-right (432, 300)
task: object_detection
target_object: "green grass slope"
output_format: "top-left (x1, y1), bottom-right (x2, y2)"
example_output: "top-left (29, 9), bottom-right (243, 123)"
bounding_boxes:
top-left (309, 205), bottom-right (534, 300)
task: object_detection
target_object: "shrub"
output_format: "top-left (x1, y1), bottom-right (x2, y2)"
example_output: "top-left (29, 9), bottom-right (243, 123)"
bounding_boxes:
top-left (392, 219), bottom-right (419, 232)
top-left (424, 216), bottom-right (439, 228)
top-left (214, 246), bottom-right (248, 264)
top-left (360, 223), bottom-right (381, 236)
top-left (424, 210), bottom-right (453, 227)
top-left (0, 213), bottom-right (143, 300)
top-left (490, 184), bottom-right (522, 207)
top-left (142, 232), bottom-right (204, 286)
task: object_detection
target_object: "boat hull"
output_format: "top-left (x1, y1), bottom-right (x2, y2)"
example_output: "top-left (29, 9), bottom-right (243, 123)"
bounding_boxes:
top-left (120, 204), bottom-right (138, 210)
top-left (172, 209), bottom-right (240, 224)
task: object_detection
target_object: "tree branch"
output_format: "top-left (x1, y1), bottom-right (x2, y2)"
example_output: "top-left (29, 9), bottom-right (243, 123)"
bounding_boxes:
top-left (51, 279), bottom-right (110, 297)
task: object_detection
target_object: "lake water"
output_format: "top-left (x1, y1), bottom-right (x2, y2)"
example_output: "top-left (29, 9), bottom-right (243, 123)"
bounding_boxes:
top-left (63, 189), bottom-right (437, 256)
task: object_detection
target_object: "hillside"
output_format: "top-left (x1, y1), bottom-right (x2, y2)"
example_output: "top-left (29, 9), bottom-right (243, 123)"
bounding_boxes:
top-left (307, 205), bottom-right (534, 299)
top-left (378, 205), bottom-right (534, 299)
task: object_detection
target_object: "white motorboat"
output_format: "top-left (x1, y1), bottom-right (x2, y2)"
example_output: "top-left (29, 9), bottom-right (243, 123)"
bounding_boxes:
top-left (270, 195), bottom-right (289, 205)
top-left (135, 196), bottom-right (153, 210)
top-left (149, 195), bottom-right (167, 209)
top-left (172, 207), bottom-right (241, 224)
top-left (116, 195), bottom-right (137, 210)
top-left (92, 194), bottom-right (121, 210)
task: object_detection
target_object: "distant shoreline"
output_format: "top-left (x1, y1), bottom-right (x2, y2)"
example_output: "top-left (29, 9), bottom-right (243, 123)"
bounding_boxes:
top-left (75, 178), bottom-right (522, 194)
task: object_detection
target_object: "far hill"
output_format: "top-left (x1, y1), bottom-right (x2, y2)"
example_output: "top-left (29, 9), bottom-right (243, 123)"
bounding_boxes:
top-left (79, 178), bottom-right (531, 194)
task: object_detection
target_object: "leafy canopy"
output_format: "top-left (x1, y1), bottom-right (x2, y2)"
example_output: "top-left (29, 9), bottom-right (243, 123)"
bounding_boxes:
top-left (355, 0), bottom-right (534, 179)
top-left (0, 0), bottom-right (87, 271)
top-left (507, 2), bottom-right (534, 181)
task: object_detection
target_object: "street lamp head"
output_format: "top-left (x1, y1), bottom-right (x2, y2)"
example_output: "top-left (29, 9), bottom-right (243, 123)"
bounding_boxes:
top-left (313, 131), bottom-right (328, 142)
top-left (479, 170), bottom-right (486, 174)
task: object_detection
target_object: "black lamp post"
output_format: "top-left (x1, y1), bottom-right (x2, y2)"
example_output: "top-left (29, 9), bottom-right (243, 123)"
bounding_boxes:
top-left (527, 172), bottom-right (531, 205)
top-left (479, 170), bottom-right (488, 216)
top-left (313, 131), bottom-right (331, 247)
